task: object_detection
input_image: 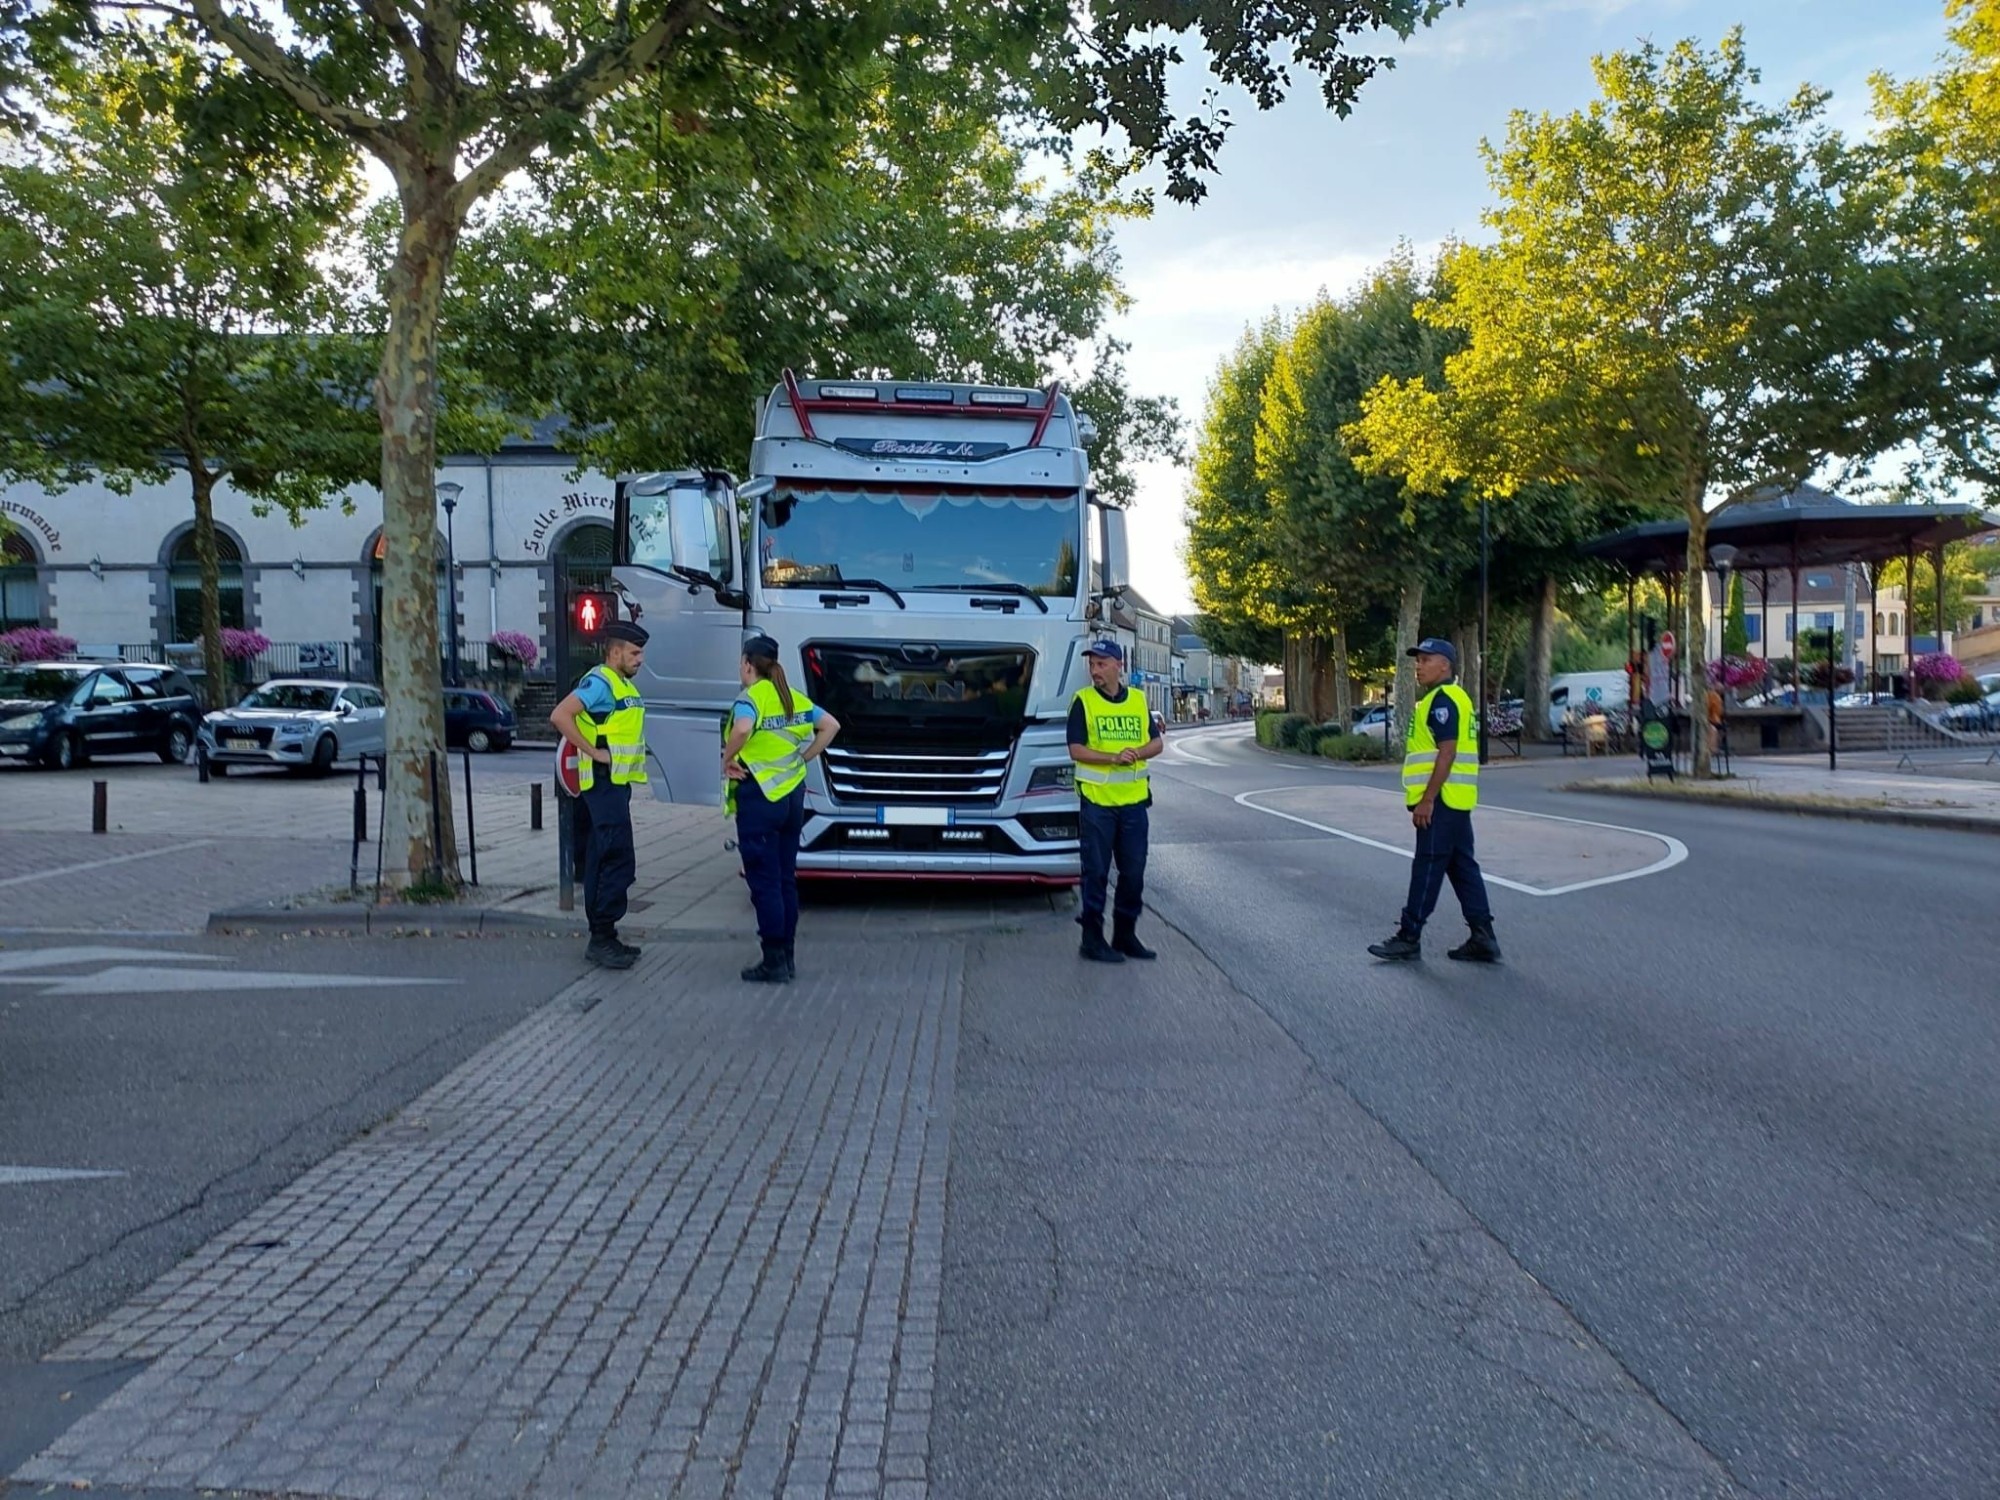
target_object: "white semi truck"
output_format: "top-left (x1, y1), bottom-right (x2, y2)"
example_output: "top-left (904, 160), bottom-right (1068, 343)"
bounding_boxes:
top-left (609, 371), bottom-right (1130, 884)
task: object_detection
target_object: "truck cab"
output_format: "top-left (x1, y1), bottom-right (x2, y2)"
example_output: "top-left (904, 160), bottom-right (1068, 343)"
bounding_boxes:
top-left (612, 373), bottom-right (1130, 884)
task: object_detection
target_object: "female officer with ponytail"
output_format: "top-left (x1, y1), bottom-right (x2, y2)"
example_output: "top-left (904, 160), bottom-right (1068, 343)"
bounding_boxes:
top-left (722, 634), bottom-right (841, 982)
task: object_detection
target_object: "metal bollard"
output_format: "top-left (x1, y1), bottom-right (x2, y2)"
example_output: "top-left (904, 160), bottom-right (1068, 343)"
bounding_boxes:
top-left (92, 779), bottom-right (107, 834)
top-left (462, 748), bottom-right (478, 887)
top-left (555, 782), bottom-right (575, 912)
top-left (426, 750), bottom-right (446, 888)
top-left (196, 749), bottom-right (211, 784)
top-left (351, 778), bottom-right (367, 892)
top-left (530, 781), bottom-right (543, 831)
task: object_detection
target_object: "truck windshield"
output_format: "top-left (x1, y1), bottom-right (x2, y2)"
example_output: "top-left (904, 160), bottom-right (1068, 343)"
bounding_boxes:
top-left (760, 488), bottom-right (1079, 598)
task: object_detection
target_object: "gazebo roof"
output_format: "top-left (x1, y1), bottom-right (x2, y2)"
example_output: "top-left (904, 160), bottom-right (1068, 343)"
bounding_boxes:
top-left (1579, 485), bottom-right (1998, 573)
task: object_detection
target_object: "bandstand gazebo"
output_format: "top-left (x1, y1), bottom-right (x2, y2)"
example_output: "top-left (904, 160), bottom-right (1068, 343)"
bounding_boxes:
top-left (1579, 485), bottom-right (1998, 769)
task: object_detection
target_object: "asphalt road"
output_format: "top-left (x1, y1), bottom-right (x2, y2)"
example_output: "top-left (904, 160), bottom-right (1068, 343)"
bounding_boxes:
top-left (942, 723), bottom-right (1995, 1499)
top-left (0, 933), bottom-right (586, 1366)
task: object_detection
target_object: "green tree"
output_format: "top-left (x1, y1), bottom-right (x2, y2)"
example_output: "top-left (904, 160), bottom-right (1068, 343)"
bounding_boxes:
top-left (444, 48), bottom-right (1178, 500)
top-left (1185, 320), bottom-right (1292, 684)
top-left (1876, 542), bottom-right (1995, 635)
top-left (1871, 1), bottom-right (2000, 499)
top-left (10, 0), bottom-right (1456, 885)
top-left (1722, 573), bottom-right (1750, 656)
top-left (1348, 32), bottom-right (1912, 776)
top-left (0, 26), bottom-right (375, 704)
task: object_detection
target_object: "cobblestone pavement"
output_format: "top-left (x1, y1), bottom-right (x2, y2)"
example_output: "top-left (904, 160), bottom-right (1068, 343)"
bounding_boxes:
top-left (18, 936), bottom-right (960, 1500)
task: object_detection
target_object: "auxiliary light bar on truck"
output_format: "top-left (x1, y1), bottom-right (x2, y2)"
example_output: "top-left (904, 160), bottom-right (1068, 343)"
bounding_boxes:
top-left (780, 368), bottom-right (1064, 448)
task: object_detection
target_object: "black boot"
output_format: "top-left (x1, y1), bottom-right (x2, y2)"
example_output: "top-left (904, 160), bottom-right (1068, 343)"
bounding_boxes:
top-left (1367, 927), bottom-right (1422, 962)
top-left (611, 929), bottom-right (641, 960)
top-left (1111, 917), bottom-right (1157, 960)
top-left (1079, 922), bottom-right (1126, 963)
top-left (586, 935), bottom-right (635, 970)
top-left (781, 942), bottom-right (797, 981)
top-left (1447, 922), bottom-right (1502, 963)
top-left (741, 941), bottom-right (790, 983)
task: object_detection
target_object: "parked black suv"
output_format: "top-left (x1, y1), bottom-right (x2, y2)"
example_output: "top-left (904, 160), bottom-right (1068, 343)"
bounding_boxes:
top-left (0, 661), bottom-right (204, 769)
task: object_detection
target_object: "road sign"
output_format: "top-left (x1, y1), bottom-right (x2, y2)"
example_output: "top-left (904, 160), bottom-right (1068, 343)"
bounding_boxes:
top-left (1660, 630), bottom-right (1677, 659)
top-left (555, 741), bottom-right (584, 797)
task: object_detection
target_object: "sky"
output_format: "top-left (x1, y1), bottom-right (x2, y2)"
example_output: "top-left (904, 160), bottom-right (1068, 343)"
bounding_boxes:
top-left (1106, 0), bottom-right (1960, 618)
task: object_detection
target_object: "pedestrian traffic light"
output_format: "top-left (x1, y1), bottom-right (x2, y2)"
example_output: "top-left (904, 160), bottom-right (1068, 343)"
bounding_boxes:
top-left (574, 591), bottom-right (611, 635)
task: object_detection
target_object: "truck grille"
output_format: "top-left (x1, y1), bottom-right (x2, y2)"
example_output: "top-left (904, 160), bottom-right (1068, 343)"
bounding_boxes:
top-left (822, 745), bottom-right (1010, 805)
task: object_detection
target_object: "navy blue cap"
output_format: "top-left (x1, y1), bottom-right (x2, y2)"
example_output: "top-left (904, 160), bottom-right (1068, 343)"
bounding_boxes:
top-left (741, 632), bottom-right (780, 661)
top-left (601, 621), bottom-right (649, 646)
top-left (1406, 637), bottom-right (1457, 666)
top-left (1083, 639), bottom-right (1125, 662)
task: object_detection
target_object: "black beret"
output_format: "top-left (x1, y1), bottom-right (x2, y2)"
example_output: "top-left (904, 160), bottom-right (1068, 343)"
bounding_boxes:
top-left (601, 621), bottom-right (649, 646)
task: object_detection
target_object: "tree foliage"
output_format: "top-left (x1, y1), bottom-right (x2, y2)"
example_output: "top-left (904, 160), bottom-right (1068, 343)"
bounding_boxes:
top-left (1347, 31), bottom-right (1916, 773)
top-left (0, 24), bottom-right (376, 700)
top-left (1871, 0), bottom-right (2000, 498)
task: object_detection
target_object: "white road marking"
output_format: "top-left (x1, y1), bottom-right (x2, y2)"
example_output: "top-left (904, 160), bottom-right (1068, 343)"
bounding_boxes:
top-left (0, 841), bottom-right (214, 891)
top-left (0, 1165), bottom-right (126, 1185)
top-left (19, 966), bottom-right (458, 996)
top-left (1163, 725), bottom-right (1251, 767)
top-left (1232, 786), bottom-right (1689, 897)
top-left (0, 946), bottom-right (219, 973)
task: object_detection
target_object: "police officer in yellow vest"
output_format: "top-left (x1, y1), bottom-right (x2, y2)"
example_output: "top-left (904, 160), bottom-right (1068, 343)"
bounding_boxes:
top-left (723, 633), bottom-right (841, 983)
top-left (1369, 638), bottom-right (1501, 963)
top-left (550, 621), bottom-right (651, 970)
top-left (1069, 639), bottom-right (1164, 963)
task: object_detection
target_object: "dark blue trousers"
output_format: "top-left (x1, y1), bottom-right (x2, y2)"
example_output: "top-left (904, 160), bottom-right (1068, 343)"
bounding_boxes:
top-left (736, 779), bottom-right (805, 943)
top-left (577, 779), bottom-right (634, 939)
top-left (1400, 803), bottom-right (1492, 934)
top-left (1078, 798), bottom-right (1148, 928)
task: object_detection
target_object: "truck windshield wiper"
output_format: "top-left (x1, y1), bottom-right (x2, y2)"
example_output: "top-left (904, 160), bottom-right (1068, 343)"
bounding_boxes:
top-left (770, 577), bottom-right (906, 609)
top-left (909, 582), bottom-right (1050, 614)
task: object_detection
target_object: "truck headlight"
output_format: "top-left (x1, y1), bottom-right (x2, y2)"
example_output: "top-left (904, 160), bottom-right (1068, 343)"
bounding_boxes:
top-left (1026, 764), bottom-right (1075, 794)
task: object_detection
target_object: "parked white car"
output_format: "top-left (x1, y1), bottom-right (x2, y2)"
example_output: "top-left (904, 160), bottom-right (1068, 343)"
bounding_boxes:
top-left (198, 679), bottom-right (387, 775)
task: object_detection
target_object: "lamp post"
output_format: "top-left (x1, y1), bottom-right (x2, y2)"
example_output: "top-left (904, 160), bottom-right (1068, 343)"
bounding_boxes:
top-left (1478, 495), bottom-right (1490, 765)
top-left (1709, 543), bottom-right (1737, 772)
top-left (437, 480), bottom-right (462, 687)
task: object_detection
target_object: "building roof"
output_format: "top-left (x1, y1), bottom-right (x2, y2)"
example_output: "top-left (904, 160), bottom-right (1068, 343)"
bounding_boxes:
top-left (1581, 486), bottom-right (1998, 574)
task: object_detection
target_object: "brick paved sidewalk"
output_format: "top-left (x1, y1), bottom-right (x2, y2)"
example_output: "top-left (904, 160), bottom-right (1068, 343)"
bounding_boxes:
top-left (18, 937), bottom-right (961, 1500)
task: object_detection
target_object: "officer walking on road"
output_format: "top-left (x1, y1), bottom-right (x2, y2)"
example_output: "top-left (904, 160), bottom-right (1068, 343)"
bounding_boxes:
top-left (723, 633), bottom-right (841, 984)
top-left (1069, 639), bottom-right (1164, 963)
top-left (550, 621), bottom-right (650, 971)
top-left (1368, 637), bottom-right (1502, 964)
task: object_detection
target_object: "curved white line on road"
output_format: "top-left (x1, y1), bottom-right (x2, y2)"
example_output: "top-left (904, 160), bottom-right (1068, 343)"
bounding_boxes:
top-left (1231, 786), bottom-right (1689, 898)
top-left (1162, 724), bottom-right (1255, 767)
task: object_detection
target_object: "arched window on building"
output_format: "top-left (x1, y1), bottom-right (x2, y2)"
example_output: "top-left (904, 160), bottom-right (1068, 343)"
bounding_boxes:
top-left (558, 521), bottom-right (614, 594)
top-left (169, 529), bottom-right (244, 641)
top-left (2, 531), bottom-right (41, 631)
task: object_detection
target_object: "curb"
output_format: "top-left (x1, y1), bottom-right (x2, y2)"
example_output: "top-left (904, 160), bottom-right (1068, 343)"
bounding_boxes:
top-left (1560, 782), bottom-right (2000, 837)
top-left (207, 905), bottom-right (588, 937)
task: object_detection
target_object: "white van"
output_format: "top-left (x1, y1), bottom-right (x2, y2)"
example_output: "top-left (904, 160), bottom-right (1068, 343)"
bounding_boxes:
top-left (1548, 671), bottom-right (1629, 733)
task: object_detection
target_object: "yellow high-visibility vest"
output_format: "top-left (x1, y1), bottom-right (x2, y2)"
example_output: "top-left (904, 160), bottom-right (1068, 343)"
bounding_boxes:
top-left (1403, 682), bottom-right (1480, 810)
top-left (1071, 687), bottom-right (1152, 807)
top-left (735, 677), bottom-right (818, 801)
top-left (575, 665), bottom-right (647, 791)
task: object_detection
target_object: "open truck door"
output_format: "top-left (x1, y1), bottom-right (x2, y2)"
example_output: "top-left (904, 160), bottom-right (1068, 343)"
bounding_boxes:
top-left (612, 470), bottom-right (747, 803)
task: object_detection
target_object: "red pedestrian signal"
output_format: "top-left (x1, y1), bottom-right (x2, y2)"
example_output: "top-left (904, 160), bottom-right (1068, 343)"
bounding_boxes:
top-left (574, 592), bottom-right (610, 635)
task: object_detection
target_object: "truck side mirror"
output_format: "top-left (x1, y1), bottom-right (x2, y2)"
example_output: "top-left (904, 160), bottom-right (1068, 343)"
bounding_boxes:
top-left (1097, 504), bottom-right (1130, 596)
top-left (667, 488), bottom-right (716, 580)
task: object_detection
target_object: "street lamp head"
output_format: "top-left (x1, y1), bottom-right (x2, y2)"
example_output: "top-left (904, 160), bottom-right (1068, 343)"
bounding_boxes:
top-left (436, 479), bottom-right (462, 515)
top-left (1709, 542), bottom-right (1738, 573)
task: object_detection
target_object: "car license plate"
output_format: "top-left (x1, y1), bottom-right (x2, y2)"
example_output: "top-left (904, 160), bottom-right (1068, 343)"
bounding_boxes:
top-left (227, 737), bottom-right (258, 751)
